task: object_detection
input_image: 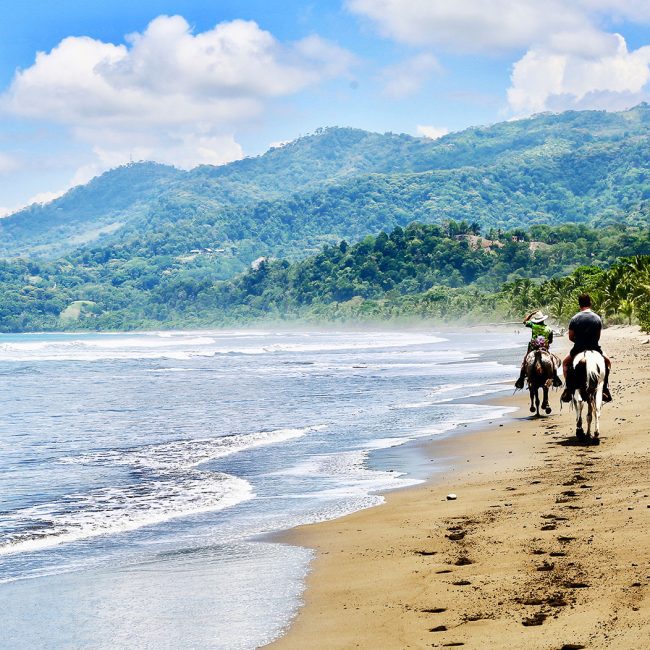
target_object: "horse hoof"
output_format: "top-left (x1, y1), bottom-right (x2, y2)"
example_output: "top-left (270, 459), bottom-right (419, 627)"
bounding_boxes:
top-left (530, 406), bottom-right (536, 413)
top-left (576, 428), bottom-right (585, 439)
top-left (545, 407), bottom-right (552, 414)
top-left (592, 437), bottom-right (600, 445)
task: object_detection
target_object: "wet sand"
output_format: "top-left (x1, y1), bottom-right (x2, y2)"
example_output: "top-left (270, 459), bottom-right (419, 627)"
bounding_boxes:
top-left (271, 326), bottom-right (650, 649)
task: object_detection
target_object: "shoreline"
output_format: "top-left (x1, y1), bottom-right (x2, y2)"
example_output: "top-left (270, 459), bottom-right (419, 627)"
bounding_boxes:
top-left (270, 326), bottom-right (650, 649)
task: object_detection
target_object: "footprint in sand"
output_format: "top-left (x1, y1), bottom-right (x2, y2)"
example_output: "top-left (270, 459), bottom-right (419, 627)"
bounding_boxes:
top-left (446, 531), bottom-right (466, 541)
top-left (522, 612), bottom-right (547, 626)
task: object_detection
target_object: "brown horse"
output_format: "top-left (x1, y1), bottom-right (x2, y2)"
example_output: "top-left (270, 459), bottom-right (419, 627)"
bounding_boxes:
top-left (524, 349), bottom-right (560, 416)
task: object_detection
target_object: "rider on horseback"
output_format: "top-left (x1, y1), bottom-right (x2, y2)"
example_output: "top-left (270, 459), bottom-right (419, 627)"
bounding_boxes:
top-left (560, 293), bottom-right (612, 403)
top-left (514, 310), bottom-right (562, 390)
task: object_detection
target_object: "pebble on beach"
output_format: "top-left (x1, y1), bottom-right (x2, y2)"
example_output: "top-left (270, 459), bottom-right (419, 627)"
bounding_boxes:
top-left (446, 493), bottom-right (457, 500)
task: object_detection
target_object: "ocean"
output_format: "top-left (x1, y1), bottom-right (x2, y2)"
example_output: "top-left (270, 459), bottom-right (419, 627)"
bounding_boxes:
top-left (0, 327), bottom-right (521, 648)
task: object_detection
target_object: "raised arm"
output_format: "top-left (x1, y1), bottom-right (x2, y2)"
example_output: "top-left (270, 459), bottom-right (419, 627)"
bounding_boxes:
top-left (523, 310), bottom-right (536, 325)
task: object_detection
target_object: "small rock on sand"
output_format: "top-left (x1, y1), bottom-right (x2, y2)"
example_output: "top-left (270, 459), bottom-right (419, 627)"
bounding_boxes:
top-left (446, 493), bottom-right (457, 500)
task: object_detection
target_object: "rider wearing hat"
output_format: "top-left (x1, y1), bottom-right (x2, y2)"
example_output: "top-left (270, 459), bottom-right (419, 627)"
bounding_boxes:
top-left (514, 310), bottom-right (562, 390)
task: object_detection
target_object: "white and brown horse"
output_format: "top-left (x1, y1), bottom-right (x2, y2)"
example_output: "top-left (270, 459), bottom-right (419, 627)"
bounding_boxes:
top-left (524, 349), bottom-right (560, 416)
top-left (569, 351), bottom-right (606, 444)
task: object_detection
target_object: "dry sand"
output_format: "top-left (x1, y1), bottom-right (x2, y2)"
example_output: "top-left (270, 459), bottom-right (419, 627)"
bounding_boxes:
top-left (270, 326), bottom-right (650, 649)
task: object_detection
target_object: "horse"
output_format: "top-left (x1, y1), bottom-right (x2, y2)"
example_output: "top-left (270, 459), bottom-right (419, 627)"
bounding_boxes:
top-left (524, 349), bottom-right (560, 416)
top-left (569, 350), bottom-right (606, 444)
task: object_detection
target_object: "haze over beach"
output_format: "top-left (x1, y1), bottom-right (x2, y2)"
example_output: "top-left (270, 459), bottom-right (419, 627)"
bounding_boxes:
top-left (0, 2), bottom-right (649, 649)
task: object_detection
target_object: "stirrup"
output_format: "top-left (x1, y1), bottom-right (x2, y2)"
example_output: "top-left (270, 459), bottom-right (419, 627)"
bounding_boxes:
top-left (560, 388), bottom-right (573, 403)
top-left (514, 377), bottom-right (525, 390)
top-left (552, 376), bottom-right (562, 388)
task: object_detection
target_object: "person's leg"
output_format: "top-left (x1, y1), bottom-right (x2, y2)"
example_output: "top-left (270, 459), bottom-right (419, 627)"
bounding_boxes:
top-left (515, 354), bottom-right (527, 389)
top-left (561, 353), bottom-right (573, 402)
top-left (552, 366), bottom-right (562, 387)
top-left (562, 354), bottom-right (571, 381)
top-left (602, 355), bottom-right (612, 402)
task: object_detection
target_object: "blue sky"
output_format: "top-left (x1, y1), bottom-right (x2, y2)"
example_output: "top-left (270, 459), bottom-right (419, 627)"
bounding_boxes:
top-left (1, 0), bottom-right (649, 214)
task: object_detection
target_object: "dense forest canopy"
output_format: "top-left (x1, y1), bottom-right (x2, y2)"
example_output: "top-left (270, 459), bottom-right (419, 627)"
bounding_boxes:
top-left (1, 104), bottom-right (649, 268)
top-left (0, 220), bottom-right (647, 332)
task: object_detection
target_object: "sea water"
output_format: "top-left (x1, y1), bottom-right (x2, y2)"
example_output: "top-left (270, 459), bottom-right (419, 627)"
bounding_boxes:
top-left (0, 328), bottom-right (521, 649)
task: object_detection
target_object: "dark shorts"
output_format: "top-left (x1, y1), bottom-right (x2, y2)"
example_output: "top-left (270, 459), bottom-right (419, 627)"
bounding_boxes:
top-left (570, 344), bottom-right (603, 357)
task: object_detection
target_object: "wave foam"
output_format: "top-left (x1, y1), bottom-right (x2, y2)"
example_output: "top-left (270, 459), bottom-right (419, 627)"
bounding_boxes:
top-left (61, 426), bottom-right (325, 471)
top-left (1, 426), bottom-right (323, 556)
top-left (0, 331), bottom-right (447, 362)
top-left (0, 473), bottom-right (252, 557)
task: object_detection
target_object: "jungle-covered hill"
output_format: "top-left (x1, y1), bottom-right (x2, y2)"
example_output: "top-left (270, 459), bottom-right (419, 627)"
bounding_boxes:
top-left (1, 221), bottom-right (648, 332)
top-left (1, 104), bottom-right (649, 274)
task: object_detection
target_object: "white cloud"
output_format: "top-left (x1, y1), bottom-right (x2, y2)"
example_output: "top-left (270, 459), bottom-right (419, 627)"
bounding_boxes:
top-left (27, 189), bottom-right (68, 206)
top-left (380, 53), bottom-right (441, 98)
top-left (579, 1), bottom-right (650, 23)
top-left (508, 34), bottom-right (650, 114)
top-left (1, 15), bottom-right (353, 174)
top-left (347, 0), bottom-right (589, 53)
top-left (347, 1), bottom-right (650, 54)
top-left (347, 1), bottom-right (650, 117)
top-left (417, 125), bottom-right (449, 140)
top-left (0, 152), bottom-right (18, 174)
top-left (268, 140), bottom-right (291, 149)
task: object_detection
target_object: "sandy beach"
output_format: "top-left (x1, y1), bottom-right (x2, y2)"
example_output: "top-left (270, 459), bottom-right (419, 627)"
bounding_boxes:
top-left (271, 326), bottom-right (650, 649)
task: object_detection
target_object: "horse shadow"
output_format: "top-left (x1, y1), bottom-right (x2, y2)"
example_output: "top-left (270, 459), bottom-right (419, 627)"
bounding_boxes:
top-left (549, 436), bottom-right (604, 447)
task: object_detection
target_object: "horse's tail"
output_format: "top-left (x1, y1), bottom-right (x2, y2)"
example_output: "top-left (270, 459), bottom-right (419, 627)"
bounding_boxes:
top-left (575, 351), bottom-right (604, 400)
top-left (585, 351), bottom-right (604, 395)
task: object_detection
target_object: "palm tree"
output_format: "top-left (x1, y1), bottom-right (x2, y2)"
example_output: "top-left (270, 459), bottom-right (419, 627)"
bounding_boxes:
top-left (618, 298), bottom-right (635, 325)
top-left (543, 277), bottom-right (575, 325)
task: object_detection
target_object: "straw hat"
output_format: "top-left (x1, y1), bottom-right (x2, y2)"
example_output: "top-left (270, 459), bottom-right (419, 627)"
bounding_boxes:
top-left (528, 310), bottom-right (548, 323)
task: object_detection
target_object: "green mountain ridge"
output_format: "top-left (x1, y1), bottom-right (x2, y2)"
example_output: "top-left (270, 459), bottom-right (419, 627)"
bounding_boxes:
top-left (2, 104), bottom-right (649, 268)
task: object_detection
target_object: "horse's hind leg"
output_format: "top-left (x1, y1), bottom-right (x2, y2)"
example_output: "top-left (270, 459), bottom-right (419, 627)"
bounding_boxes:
top-left (542, 386), bottom-right (551, 414)
top-left (575, 401), bottom-right (585, 439)
top-left (529, 388), bottom-right (536, 414)
top-left (592, 392), bottom-right (602, 444)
